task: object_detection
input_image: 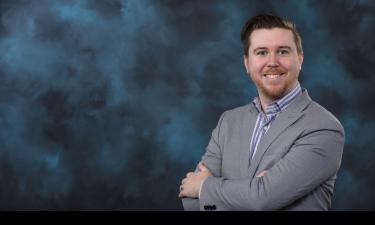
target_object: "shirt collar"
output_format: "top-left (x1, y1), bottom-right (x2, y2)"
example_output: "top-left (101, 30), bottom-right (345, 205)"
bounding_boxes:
top-left (252, 82), bottom-right (302, 115)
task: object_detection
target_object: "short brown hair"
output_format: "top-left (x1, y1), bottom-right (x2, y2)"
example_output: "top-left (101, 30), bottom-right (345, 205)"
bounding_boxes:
top-left (240, 13), bottom-right (303, 56)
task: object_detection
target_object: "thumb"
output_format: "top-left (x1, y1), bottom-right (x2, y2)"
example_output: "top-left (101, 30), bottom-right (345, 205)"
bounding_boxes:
top-left (198, 162), bottom-right (208, 172)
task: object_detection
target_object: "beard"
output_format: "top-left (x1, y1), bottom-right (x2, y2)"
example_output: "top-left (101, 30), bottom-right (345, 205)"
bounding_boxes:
top-left (258, 82), bottom-right (290, 100)
top-left (251, 72), bottom-right (298, 102)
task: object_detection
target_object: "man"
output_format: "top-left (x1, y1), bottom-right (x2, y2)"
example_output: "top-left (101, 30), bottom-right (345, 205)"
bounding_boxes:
top-left (178, 13), bottom-right (345, 211)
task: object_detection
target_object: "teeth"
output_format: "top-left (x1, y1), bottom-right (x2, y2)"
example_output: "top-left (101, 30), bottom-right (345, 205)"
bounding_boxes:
top-left (265, 74), bottom-right (282, 78)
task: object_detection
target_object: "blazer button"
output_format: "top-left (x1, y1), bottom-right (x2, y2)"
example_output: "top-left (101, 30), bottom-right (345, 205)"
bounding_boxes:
top-left (204, 205), bottom-right (217, 210)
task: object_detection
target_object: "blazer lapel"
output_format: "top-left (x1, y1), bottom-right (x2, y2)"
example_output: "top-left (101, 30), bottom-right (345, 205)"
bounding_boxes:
top-left (247, 90), bottom-right (312, 178)
top-left (239, 104), bottom-right (258, 178)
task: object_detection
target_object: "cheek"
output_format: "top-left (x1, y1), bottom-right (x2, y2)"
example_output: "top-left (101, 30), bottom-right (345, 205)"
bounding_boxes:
top-left (280, 59), bottom-right (300, 72)
top-left (248, 60), bottom-right (266, 74)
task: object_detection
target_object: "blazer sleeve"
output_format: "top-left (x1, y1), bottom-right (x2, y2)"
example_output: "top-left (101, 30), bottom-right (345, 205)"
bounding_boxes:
top-left (181, 112), bottom-right (226, 211)
top-left (199, 122), bottom-right (345, 210)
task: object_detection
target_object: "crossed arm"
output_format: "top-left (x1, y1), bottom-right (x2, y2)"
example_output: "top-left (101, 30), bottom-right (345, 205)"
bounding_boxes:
top-left (180, 127), bottom-right (344, 210)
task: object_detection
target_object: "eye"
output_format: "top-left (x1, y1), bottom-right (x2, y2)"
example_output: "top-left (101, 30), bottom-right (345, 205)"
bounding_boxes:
top-left (278, 49), bottom-right (290, 55)
top-left (256, 50), bottom-right (267, 56)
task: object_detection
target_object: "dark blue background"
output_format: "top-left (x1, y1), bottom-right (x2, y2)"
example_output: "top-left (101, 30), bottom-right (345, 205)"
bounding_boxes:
top-left (0, 0), bottom-right (374, 210)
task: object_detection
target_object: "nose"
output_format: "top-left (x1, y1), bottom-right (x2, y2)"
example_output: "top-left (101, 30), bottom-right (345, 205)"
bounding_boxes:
top-left (266, 52), bottom-right (279, 68)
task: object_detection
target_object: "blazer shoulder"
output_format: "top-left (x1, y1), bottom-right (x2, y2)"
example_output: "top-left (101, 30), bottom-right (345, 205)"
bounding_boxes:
top-left (221, 103), bottom-right (254, 120)
top-left (304, 101), bottom-right (345, 133)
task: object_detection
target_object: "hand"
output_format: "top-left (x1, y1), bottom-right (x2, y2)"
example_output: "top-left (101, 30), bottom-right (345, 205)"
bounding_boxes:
top-left (256, 170), bottom-right (268, 178)
top-left (178, 162), bottom-right (213, 198)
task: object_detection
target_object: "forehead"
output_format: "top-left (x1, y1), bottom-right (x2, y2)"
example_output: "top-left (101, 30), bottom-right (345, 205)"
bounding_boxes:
top-left (249, 28), bottom-right (295, 49)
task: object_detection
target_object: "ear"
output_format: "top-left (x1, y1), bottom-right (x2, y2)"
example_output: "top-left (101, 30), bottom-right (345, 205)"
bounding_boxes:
top-left (298, 53), bottom-right (304, 70)
top-left (243, 55), bottom-right (250, 73)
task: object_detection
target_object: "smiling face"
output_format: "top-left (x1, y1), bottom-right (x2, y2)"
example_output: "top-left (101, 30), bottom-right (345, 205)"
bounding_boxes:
top-left (244, 28), bottom-right (304, 105)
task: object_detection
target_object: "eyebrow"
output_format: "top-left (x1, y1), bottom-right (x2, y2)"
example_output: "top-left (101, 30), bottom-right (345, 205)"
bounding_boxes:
top-left (253, 46), bottom-right (293, 52)
top-left (278, 46), bottom-right (292, 50)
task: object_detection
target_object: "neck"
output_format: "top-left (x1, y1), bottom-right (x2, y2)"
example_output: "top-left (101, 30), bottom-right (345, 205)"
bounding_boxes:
top-left (258, 96), bottom-right (273, 113)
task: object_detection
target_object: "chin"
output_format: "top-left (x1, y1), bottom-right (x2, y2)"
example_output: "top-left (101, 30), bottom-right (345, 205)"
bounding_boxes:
top-left (265, 87), bottom-right (287, 100)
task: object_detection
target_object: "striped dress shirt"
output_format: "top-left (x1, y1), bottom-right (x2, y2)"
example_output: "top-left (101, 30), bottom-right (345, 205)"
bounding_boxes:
top-left (249, 83), bottom-right (302, 161)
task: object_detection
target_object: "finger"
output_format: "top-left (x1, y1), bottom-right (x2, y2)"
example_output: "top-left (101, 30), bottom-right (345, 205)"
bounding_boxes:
top-left (256, 170), bottom-right (268, 178)
top-left (186, 172), bottom-right (194, 178)
top-left (178, 186), bottom-right (185, 198)
top-left (198, 162), bottom-right (208, 172)
top-left (181, 178), bottom-right (187, 185)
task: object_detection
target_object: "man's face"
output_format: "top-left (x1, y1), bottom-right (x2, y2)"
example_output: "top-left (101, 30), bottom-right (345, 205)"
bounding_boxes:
top-left (244, 28), bottom-right (303, 103)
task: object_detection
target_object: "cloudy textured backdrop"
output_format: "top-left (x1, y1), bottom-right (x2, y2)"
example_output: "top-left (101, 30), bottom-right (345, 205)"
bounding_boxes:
top-left (0, 0), bottom-right (374, 210)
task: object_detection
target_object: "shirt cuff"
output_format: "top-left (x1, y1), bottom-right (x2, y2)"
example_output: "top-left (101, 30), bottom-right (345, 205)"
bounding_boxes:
top-left (198, 179), bottom-right (206, 199)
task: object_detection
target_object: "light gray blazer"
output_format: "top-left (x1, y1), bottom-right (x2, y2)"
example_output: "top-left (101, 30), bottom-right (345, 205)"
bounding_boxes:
top-left (182, 89), bottom-right (345, 211)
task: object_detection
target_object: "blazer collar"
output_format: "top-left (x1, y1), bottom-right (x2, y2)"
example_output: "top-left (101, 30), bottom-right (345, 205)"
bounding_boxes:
top-left (247, 89), bottom-right (311, 114)
top-left (287, 89), bottom-right (312, 113)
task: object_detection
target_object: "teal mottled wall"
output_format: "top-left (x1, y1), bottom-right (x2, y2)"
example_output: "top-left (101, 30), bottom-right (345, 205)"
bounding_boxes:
top-left (0, 0), bottom-right (374, 210)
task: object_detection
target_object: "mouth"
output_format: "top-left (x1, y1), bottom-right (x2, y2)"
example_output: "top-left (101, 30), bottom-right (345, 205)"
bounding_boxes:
top-left (263, 72), bottom-right (286, 79)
